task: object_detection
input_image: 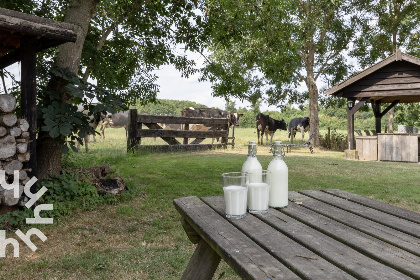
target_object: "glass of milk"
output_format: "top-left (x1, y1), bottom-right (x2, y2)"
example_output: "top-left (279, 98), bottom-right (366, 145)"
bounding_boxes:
top-left (222, 172), bottom-right (247, 219)
top-left (246, 169), bottom-right (270, 214)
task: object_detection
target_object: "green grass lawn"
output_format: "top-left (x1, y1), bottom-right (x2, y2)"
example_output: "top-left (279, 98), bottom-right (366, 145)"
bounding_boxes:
top-left (1, 127), bottom-right (419, 279)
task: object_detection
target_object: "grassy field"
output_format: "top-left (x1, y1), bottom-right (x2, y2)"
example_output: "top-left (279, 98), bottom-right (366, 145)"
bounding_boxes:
top-left (1, 127), bottom-right (419, 279)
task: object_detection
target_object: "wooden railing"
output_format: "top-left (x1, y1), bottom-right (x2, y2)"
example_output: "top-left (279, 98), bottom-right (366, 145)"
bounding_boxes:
top-left (127, 109), bottom-right (235, 152)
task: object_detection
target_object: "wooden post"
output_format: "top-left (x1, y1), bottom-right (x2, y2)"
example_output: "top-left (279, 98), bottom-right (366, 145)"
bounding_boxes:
top-left (127, 109), bottom-right (139, 152)
top-left (327, 127), bottom-right (331, 148)
top-left (183, 123), bottom-right (189, 145)
top-left (221, 119), bottom-right (228, 146)
top-left (347, 104), bottom-right (354, 150)
top-left (20, 37), bottom-right (37, 192)
top-left (373, 101), bottom-right (382, 134)
top-left (347, 97), bottom-right (369, 150)
top-left (231, 125), bottom-right (235, 148)
top-left (181, 239), bottom-right (221, 280)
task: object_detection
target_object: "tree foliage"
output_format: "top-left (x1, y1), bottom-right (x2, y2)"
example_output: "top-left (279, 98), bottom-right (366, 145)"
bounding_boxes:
top-left (1, 0), bottom-right (208, 154)
top-left (351, 0), bottom-right (420, 66)
top-left (199, 0), bottom-right (359, 146)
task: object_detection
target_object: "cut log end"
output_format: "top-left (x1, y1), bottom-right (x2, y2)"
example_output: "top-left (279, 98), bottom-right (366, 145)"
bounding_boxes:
top-left (0, 94), bottom-right (17, 113)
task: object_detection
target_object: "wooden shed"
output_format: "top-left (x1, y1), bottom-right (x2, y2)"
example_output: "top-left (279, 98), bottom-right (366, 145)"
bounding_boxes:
top-left (0, 7), bottom-right (76, 184)
top-left (325, 49), bottom-right (420, 162)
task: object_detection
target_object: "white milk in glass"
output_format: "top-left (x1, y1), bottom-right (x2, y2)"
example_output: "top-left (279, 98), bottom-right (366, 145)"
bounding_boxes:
top-left (241, 141), bottom-right (262, 184)
top-left (267, 141), bottom-right (288, 207)
top-left (223, 185), bottom-right (247, 218)
top-left (247, 182), bottom-right (270, 213)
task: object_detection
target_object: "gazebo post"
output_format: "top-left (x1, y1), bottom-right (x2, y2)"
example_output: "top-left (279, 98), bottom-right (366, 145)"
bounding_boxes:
top-left (20, 37), bottom-right (37, 192)
top-left (372, 101), bottom-right (382, 134)
top-left (347, 98), bottom-right (355, 150)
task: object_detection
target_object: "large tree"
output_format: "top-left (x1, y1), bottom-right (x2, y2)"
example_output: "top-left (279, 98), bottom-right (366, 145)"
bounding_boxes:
top-left (201, 0), bottom-right (358, 145)
top-left (37, 0), bottom-right (100, 179)
top-left (1, 0), bottom-right (207, 178)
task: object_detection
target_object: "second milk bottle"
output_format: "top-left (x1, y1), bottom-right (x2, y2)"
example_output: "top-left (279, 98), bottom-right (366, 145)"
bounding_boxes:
top-left (242, 141), bottom-right (262, 180)
top-left (267, 141), bottom-right (288, 207)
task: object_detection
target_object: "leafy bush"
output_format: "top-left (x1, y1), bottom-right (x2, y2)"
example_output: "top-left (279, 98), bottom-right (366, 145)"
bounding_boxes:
top-left (320, 128), bottom-right (348, 151)
top-left (0, 172), bottom-right (105, 230)
top-left (40, 172), bottom-right (101, 216)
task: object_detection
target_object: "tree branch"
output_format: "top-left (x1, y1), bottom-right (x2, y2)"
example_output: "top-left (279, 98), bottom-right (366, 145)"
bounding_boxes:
top-left (315, 50), bottom-right (340, 81)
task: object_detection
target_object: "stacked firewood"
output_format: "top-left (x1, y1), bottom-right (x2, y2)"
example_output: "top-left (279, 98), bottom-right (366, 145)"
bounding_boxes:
top-left (0, 94), bottom-right (31, 206)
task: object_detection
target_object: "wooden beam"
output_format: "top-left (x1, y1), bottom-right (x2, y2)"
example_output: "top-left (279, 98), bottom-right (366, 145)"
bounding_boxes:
top-left (0, 7), bottom-right (77, 43)
top-left (342, 88), bottom-right (420, 98)
top-left (349, 97), bottom-right (369, 115)
top-left (142, 122), bottom-right (181, 145)
top-left (20, 37), bottom-right (37, 192)
top-left (137, 129), bottom-right (228, 138)
top-left (138, 115), bottom-right (229, 126)
top-left (127, 109), bottom-right (140, 152)
top-left (380, 100), bottom-right (399, 118)
top-left (0, 49), bottom-right (20, 69)
top-left (371, 101), bottom-right (382, 133)
top-left (347, 105), bottom-right (354, 150)
top-left (344, 82), bottom-right (420, 93)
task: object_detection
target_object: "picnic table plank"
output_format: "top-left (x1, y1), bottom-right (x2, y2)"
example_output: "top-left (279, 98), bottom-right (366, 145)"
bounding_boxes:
top-left (173, 196), bottom-right (299, 280)
top-left (300, 190), bottom-right (420, 238)
top-left (289, 191), bottom-right (420, 257)
top-left (322, 189), bottom-right (420, 224)
top-left (202, 196), bottom-right (356, 280)
top-left (257, 205), bottom-right (412, 280)
top-left (281, 194), bottom-right (420, 279)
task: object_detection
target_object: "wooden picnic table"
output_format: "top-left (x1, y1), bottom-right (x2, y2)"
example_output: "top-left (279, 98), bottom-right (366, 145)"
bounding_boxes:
top-left (173, 189), bottom-right (420, 280)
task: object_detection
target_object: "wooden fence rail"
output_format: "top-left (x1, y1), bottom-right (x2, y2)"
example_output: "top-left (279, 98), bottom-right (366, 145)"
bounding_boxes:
top-left (127, 109), bottom-right (235, 152)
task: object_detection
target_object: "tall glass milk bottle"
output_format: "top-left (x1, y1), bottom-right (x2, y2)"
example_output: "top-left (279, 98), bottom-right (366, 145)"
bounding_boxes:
top-left (241, 141), bottom-right (262, 182)
top-left (268, 141), bottom-right (288, 207)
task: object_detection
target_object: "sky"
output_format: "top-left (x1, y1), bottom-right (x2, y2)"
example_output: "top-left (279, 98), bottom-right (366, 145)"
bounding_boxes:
top-left (153, 48), bottom-right (279, 112)
top-left (154, 63), bottom-right (279, 112)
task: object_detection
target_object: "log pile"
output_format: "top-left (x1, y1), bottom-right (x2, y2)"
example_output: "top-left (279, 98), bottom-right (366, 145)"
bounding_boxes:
top-left (0, 94), bottom-right (31, 206)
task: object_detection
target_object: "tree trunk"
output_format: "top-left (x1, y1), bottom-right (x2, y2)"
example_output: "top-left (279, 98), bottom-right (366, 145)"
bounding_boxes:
top-left (304, 46), bottom-right (320, 148)
top-left (307, 75), bottom-right (320, 146)
top-left (388, 107), bottom-right (394, 133)
top-left (36, 0), bottom-right (99, 180)
top-left (388, 28), bottom-right (397, 133)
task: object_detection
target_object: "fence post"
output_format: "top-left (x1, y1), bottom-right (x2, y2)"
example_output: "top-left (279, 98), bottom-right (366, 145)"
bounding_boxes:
top-left (231, 125), bottom-right (235, 148)
top-left (183, 123), bottom-right (189, 144)
top-left (127, 109), bottom-right (139, 152)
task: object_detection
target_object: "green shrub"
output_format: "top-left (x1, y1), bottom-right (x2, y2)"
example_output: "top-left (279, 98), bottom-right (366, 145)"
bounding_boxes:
top-left (320, 128), bottom-right (348, 151)
top-left (39, 172), bottom-right (102, 216)
top-left (0, 172), bottom-right (105, 230)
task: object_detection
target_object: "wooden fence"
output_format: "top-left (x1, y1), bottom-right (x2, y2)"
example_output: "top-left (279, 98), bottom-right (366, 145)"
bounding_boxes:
top-left (356, 133), bottom-right (420, 162)
top-left (127, 109), bottom-right (235, 152)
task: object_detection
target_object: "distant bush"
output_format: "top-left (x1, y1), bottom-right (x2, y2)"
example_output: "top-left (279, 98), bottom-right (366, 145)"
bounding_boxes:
top-left (320, 128), bottom-right (348, 151)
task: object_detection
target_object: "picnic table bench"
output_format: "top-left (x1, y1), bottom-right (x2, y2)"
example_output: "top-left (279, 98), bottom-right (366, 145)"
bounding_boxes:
top-left (173, 189), bottom-right (420, 280)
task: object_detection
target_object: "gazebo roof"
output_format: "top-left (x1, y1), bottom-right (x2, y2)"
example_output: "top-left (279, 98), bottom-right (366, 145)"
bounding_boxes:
top-left (0, 7), bottom-right (77, 68)
top-left (325, 49), bottom-right (420, 103)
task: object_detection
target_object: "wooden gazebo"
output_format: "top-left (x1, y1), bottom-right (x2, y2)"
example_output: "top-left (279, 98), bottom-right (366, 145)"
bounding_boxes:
top-left (0, 7), bottom-right (76, 181)
top-left (325, 49), bottom-right (420, 151)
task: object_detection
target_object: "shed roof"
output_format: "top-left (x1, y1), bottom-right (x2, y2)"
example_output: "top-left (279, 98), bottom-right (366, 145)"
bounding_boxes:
top-left (325, 49), bottom-right (420, 103)
top-left (0, 7), bottom-right (77, 68)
